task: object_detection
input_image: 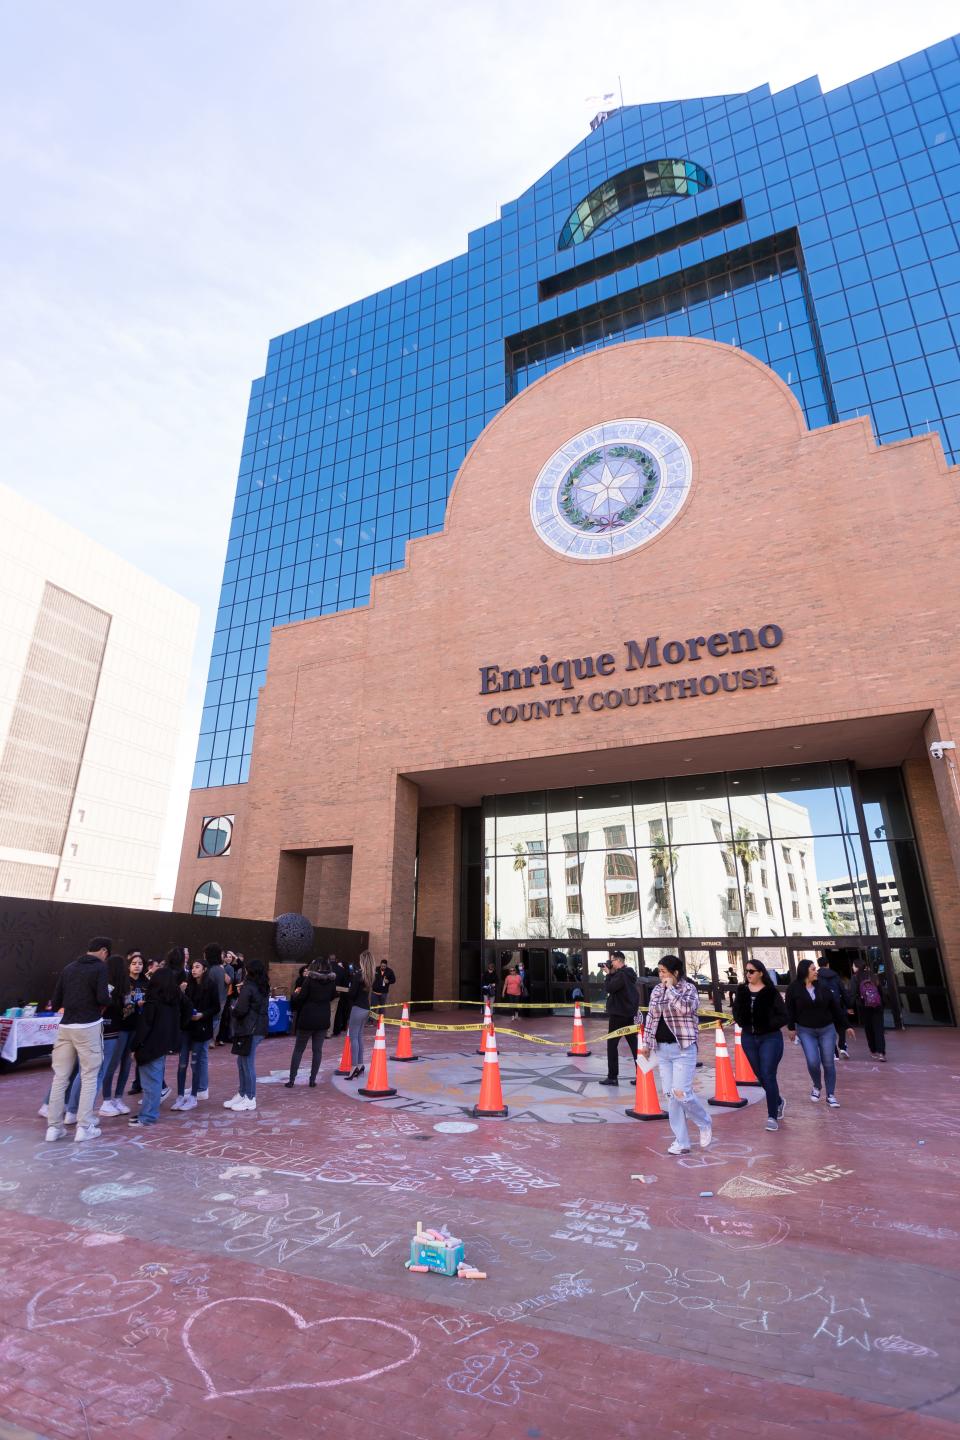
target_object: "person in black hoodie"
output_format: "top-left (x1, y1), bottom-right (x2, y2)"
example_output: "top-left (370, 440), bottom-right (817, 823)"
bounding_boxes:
top-left (598, 951), bottom-right (640, 1086)
top-left (100, 951), bottom-right (146, 1114)
top-left (732, 960), bottom-right (789, 1130)
top-left (45, 937), bottom-right (111, 1144)
top-left (128, 955), bottom-right (191, 1128)
top-left (817, 953), bottom-right (853, 1060)
top-left (173, 958), bottom-right (220, 1111)
top-left (785, 958), bottom-right (852, 1108)
top-left (285, 958), bottom-right (337, 1087)
top-left (225, 956), bottom-right (270, 1112)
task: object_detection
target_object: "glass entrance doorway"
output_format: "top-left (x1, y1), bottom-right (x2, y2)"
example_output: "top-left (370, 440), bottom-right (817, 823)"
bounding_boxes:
top-left (457, 760), bottom-right (954, 1025)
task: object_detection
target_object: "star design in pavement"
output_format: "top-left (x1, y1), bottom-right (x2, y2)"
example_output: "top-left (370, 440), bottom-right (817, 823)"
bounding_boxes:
top-left (579, 460), bottom-right (633, 513)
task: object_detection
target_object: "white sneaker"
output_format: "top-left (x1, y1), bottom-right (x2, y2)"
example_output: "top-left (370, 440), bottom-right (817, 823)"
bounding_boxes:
top-left (810, 1088), bottom-right (820, 1102)
top-left (45, 1125), bottom-right (66, 1142)
top-left (38, 1103), bottom-right (49, 1118)
top-left (223, 1094), bottom-right (243, 1109)
top-left (667, 1140), bottom-right (690, 1155)
top-left (827, 1095), bottom-right (840, 1108)
top-left (98, 1100), bottom-right (120, 1117)
top-left (197, 1090), bottom-right (209, 1100)
top-left (160, 1085), bottom-right (172, 1102)
top-left (170, 1096), bottom-right (185, 1111)
top-left (64, 1111), bottom-right (78, 1126)
top-left (74, 1124), bottom-right (101, 1142)
top-left (180, 1095), bottom-right (198, 1110)
top-left (699, 1125), bottom-right (713, 1149)
top-left (238, 1097), bottom-right (257, 1112)
top-left (111, 1099), bottom-right (130, 1115)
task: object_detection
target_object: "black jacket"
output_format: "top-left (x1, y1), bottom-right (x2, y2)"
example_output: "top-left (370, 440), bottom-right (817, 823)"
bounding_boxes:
top-left (372, 965), bottom-right (396, 998)
top-left (785, 977), bottom-right (848, 1033)
top-left (292, 974), bottom-right (337, 1032)
top-left (604, 966), bottom-right (640, 1019)
top-left (347, 974), bottom-right (371, 1011)
top-left (732, 983), bottom-right (788, 1036)
top-left (232, 980), bottom-right (269, 1038)
top-left (51, 954), bottom-right (109, 1026)
top-left (135, 978), bottom-right (191, 1064)
top-left (185, 975), bottom-right (220, 1042)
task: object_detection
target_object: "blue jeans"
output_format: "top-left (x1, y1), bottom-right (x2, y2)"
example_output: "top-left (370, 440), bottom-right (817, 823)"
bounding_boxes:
top-left (138, 1055), bottom-right (165, 1124)
top-left (66, 1034), bottom-right (119, 1114)
top-left (656, 1041), bottom-right (711, 1148)
top-left (741, 1030), bottom-right (784, 1120)
top-left (348, 1005), bottom-right (369, 1070)
top-left (102, 1031), bottom-right (136, 1099)
top-left (177, 1036), bottom-right (209, 1096)
top-left (796, 1025), bottom-right (837, 1096)
top-left (237, 1035), bottom-right (261, 1098)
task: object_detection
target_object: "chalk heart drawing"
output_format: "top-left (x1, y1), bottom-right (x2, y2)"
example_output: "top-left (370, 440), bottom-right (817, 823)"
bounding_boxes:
top-left (27, 1273), bottom-right (161, 1329)
top-left (182, 1298), bottom-right (421, 1400)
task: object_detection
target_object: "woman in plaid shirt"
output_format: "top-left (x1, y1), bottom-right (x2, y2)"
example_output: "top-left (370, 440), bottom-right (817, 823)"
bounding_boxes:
top-left (639, 956), bottom-right (712, 1155)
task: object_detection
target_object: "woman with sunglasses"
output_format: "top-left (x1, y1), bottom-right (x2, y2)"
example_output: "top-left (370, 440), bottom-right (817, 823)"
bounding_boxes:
top-left (732, 960), bottom-right (789, 1130)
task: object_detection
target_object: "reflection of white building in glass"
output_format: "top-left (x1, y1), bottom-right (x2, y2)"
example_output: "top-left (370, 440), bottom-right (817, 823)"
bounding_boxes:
top-left (486, 791), bottom-right (822, 941)
top-left (821, 873), bottom-right (898, 936)
top-left (0, 484), bottom-right (197, 909)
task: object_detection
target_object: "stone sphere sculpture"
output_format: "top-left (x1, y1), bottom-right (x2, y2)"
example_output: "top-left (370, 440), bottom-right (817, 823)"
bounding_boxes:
top-left (274, 912), bottom-right (314, 961)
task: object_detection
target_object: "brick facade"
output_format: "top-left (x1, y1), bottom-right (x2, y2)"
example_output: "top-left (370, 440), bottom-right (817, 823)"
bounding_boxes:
top-left (176, 338), bottom-right (960, 1011)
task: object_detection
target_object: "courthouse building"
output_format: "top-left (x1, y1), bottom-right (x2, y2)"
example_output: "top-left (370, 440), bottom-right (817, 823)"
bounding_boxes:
top-left (178, 35), bottom-right (960, 1022)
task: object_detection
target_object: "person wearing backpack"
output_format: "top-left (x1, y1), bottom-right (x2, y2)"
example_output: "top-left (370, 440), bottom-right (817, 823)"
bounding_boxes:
top-left (855, 962), bottom-right (887, 1060)
top-left (598, 951), bottom-right (640, 1086)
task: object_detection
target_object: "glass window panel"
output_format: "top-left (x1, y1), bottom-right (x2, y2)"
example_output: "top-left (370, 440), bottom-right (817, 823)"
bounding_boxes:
top-left (632, 778), bottom-right (669, 844)
top-left (578, 850), bottom-right (638, 938)
top-left (494, 854), bottom-right (549, 940)
top-left (890, 947), bottom-right (953, 1025)
top-left (727, 770), bottom-right (771, 837)
top-left (547, 850), bottom-right (585, 938)
top-left (859, 767), bottom-right (915, 840)
top-left (495, 791), bottom-right (546, 855)
top-left (870, 839), bottom-right (933, 936)
top-left (831, 761), bottom-right (858, 832)
top-left (547, 788), bottom-right (579, 849)
top-left (665, 772), bottom-right (731, 844)
top-left (192, 881), bottom-right (222, 918)
top-left (773, 835), bottom-right (823, 934)
top-left (575, 782), bottom-right (635, 847)
top-left (670, 844), bottom-right (744, 937)
top-left (637, 844), bottom-right (678, 939)
top-left (764, 762), bottom-right (844, 835)
top-left (482, 859), bottom-right (494, 939)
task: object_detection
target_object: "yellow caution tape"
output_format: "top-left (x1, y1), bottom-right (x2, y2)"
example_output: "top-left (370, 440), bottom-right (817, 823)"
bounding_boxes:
top-left (376, 1013), bottom-right (727, 1042)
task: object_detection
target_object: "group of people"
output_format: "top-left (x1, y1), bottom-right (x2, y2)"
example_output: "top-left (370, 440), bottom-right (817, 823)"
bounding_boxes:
top-left (600, 949), bottom-right (889, 1155)
top-left (285, 951), bottom-right (394, 1085)
top-left (40, 937), bottom-right (272, 1140)
top-left (39, 938), bottom-right (397, 1141)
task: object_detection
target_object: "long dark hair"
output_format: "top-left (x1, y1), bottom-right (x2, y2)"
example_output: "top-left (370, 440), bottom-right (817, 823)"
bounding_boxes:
top-left (796, 958), bottom-right (817, 984)
top-left (106, 954), bottom-right (128, 999)
top-left (658, 955), bottom-right (684, 979)
top-left (245, 957), bottom-right (270, 995)
top-left (165, 946), bottom-right (187, 972)
top-left (744, 958), bottom-right (775, 989)
top-left (151, 964), bottom-right (181, 1003)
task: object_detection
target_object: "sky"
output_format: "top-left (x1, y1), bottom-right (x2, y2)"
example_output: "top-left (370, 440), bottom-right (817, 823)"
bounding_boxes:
top-left (0, 1), bottom-right (957, 900)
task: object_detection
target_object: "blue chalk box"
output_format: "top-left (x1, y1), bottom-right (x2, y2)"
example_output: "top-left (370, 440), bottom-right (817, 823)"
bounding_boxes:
top-left (410, 1239), bottom-right (465, 1275)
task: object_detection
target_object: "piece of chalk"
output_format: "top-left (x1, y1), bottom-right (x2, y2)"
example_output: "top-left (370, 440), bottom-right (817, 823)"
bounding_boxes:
top-left (407, 1264), bottom-right (431, 1273)
top-left (699, 1191), bottom-right (714, 1197)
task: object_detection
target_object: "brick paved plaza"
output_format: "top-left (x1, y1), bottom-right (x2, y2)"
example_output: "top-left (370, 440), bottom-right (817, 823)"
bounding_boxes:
top-left (1, 1019), bottom-right (959, 1440)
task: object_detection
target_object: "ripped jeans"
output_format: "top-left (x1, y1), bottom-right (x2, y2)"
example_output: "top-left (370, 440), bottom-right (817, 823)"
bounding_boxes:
top-left (656, 1041), bottom-right (711, 1149)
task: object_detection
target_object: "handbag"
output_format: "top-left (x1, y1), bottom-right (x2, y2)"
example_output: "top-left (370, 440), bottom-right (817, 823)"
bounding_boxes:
top-left (231, 1035), bottom-right (253, 1056)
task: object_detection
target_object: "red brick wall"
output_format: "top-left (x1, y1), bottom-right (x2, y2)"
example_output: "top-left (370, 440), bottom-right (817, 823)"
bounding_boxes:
top-left (177, 338), bottom-right (960, 1014)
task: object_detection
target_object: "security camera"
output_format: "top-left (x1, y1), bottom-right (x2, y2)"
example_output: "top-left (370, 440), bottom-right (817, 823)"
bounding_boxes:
top-left (930, 741), bottom-right (956, 760)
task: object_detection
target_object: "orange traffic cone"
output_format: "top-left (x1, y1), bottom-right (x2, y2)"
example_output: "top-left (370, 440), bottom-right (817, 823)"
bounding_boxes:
top-left (358, 1017), bottom-right (398, 1099)
top-left (476, 999), bottom-right (493, 1053)
top-left (624, 1021), bottom-right (668, 1121)
top-left (394, 1003), bottom-right (420, 1062)
top-left (709, 1024), bottom-right (748, 1108)
top-left (473, 1024), bottom-right (508, 1118)
top-left (567, 1001), bottom-right (591, 1057)
top-left (335, 1033), bottom-right (353, 1077)
top-left (733, 1024), bottom-right (761, 1087)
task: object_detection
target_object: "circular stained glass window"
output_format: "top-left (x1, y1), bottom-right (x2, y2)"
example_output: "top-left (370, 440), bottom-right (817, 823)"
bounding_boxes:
top-left (529, 418), bottom-right (692, 560)
top-left (199, 815), bottom-right (233, 858)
